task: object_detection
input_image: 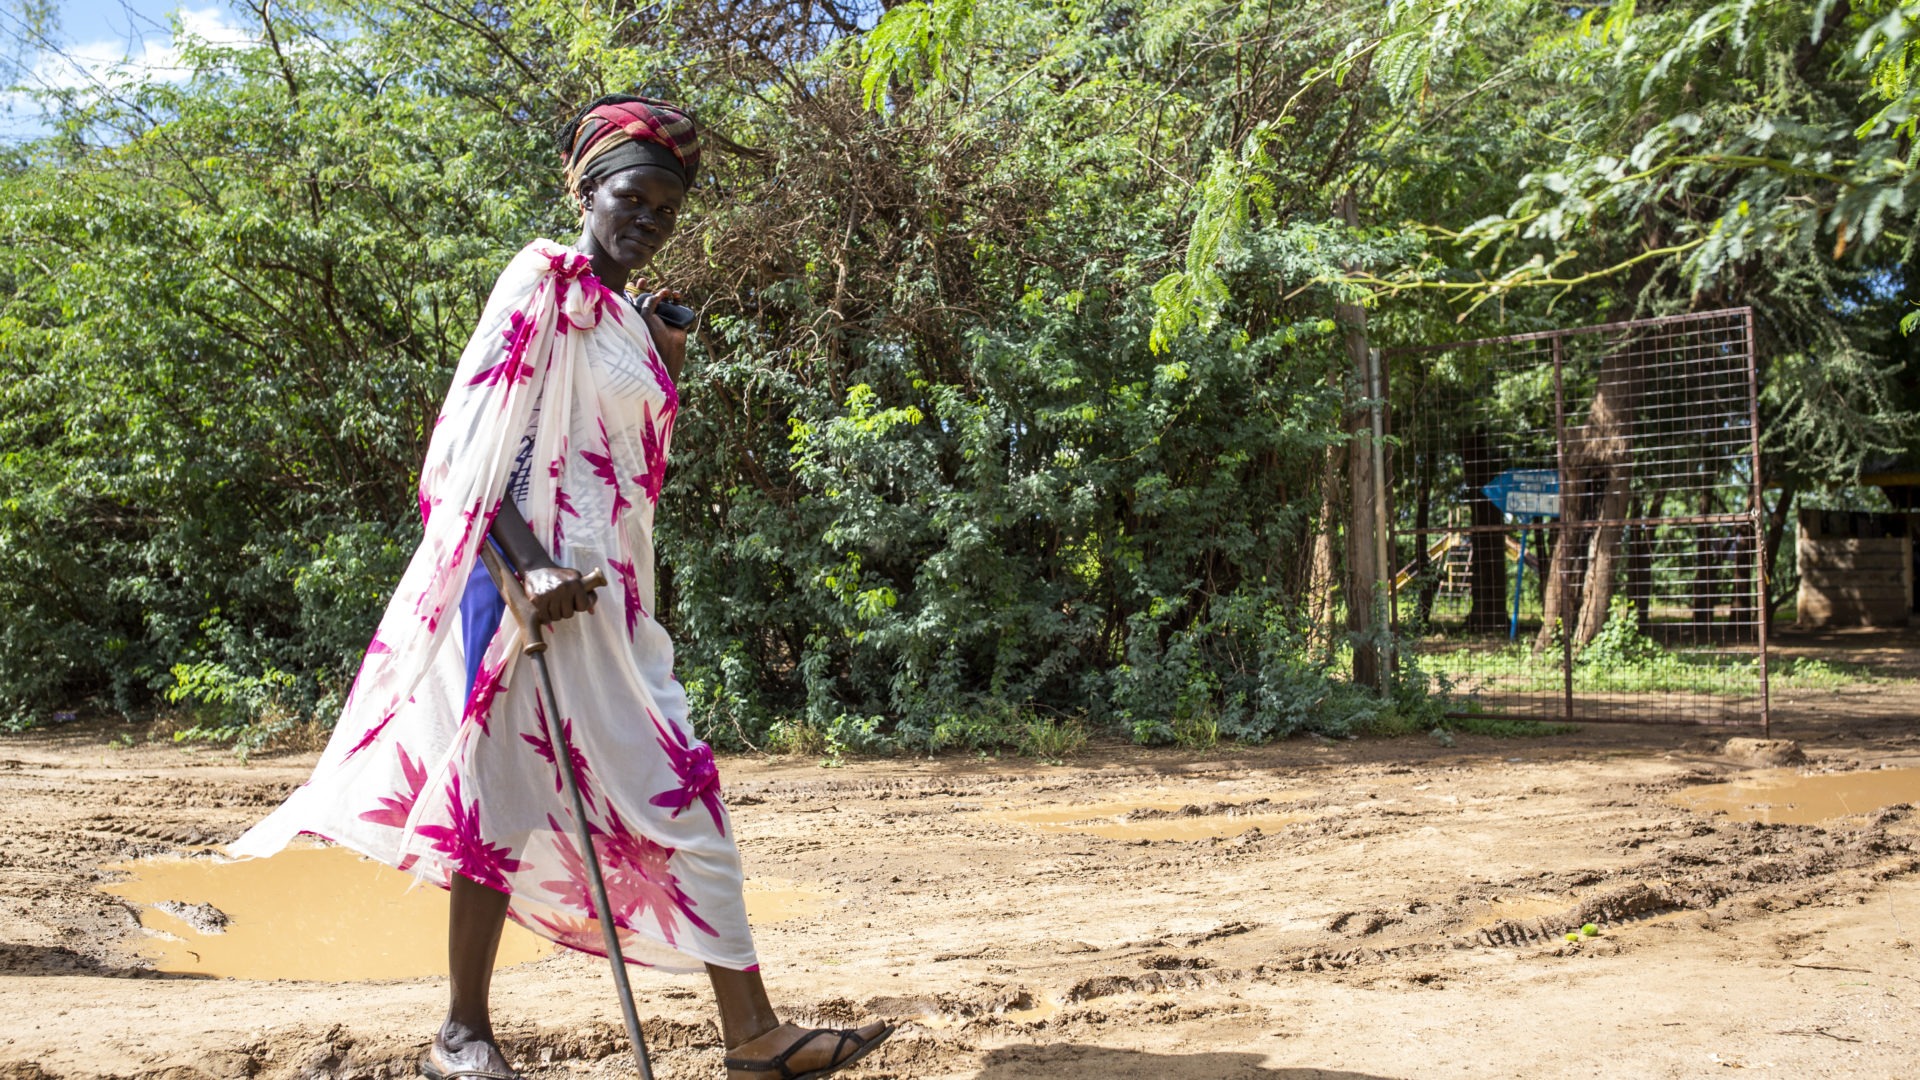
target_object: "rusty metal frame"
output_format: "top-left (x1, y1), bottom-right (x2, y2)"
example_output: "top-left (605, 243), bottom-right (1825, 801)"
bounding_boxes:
top-left (1382, 308), bottom-right (1769, 731)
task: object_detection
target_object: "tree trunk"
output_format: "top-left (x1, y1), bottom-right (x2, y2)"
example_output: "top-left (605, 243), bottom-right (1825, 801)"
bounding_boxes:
top-left (1537, 343), bottom-right (1640, 650)
top-left (1340, 341), bottom-right (1381, 688)
top-left (1688, 488), bottom-right (1721, 647)
top-left (1336, 191), bottom-right (1382, 690)
top-left (1306, 369), bottom-right (1344, 663)
top-left (1624, 501), bottom-right (1653, 630)
top-left (1569, 346), bottom-right (1639, 644)
top-left (1572, 471), bottom-right (1633, 643)
top-left (1537, 514), bottom-right (1575, 651)
top-left (1762, 481), bottom-right (1797, 628)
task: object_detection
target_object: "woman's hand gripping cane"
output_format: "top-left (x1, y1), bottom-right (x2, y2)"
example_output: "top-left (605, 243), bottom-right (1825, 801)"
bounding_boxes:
top-left (490, 499), bottom-right (598, 624)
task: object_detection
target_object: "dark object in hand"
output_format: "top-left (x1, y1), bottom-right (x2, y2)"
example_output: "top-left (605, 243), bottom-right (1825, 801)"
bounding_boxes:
top-left (634, 292), bottom-right (696, 331)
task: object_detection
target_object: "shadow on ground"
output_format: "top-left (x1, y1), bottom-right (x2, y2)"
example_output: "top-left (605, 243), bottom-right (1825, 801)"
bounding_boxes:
top-left (970, 1044), bottom-right (1400, 1080)
top-left (0, 941), bottom-right (197, 980)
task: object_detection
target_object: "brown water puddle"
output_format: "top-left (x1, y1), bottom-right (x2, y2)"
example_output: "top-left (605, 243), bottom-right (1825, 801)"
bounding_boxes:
top-left (984, 794), bottom-right (1312, 842)
top-left (1467, 894), bottom-right (1572, 931)
top-left (1002, 993), bottom-right (1062, 1025)
top-left (743, 879), bottom-right (830, 924)
top-left (102, 845), bottom-right (551, 980)
top-left (1670, 767), bottom-right (1920, 825)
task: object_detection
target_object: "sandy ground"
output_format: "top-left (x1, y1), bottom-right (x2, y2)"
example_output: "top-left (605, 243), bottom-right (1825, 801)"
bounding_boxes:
top-left (3, 627), bottom-right (1919, 1080)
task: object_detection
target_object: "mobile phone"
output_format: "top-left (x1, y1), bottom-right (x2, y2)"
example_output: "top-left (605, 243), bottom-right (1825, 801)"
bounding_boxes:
top-left (633, 292), bottom-right (696, 331)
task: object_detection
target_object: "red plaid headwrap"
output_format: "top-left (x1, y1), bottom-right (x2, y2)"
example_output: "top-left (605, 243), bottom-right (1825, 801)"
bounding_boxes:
top-left (564, 96), bottom-right (701, 195)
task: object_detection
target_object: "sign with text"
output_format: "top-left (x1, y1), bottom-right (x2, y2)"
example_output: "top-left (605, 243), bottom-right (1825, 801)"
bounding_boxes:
top-left (1482, 468), bottom-right (1560, 518)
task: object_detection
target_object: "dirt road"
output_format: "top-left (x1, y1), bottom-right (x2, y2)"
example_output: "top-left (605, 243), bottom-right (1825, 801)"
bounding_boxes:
top-left (4, 633), bottom-right (1919, 1079)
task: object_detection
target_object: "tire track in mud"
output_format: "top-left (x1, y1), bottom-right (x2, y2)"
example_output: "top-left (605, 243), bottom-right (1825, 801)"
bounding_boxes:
top-left (1273, 813), bottom-right (1920, 972)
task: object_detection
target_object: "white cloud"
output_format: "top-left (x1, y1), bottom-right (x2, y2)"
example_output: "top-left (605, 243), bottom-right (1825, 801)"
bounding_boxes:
top-left (0, 5), bottom-right (256, 139)
top-left (26, 6), bottom-right (255, 92)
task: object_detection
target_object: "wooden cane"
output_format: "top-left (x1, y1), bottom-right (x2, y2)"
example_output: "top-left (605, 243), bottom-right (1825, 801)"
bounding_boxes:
top-left (476, 545), bottom-right (655, 1080)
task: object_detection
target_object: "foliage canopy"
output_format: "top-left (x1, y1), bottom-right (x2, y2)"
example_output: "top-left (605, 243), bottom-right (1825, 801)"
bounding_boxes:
top-left (0, 0), bottom-right (1912, 743)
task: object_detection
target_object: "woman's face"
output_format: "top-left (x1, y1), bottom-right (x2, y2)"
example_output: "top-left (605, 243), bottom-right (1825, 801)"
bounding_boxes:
top-left (581, 166), bottom-right (686, 270)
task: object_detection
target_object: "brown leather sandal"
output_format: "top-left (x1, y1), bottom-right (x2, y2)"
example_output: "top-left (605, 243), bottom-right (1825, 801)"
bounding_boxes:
top-left (722, 1024), bottom-right (895, 1080)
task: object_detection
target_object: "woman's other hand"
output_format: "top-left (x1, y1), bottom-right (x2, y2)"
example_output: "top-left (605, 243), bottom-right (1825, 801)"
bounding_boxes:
top-left (635, 279), bottom-right (690, 383)
top-left (523, 565), bottom-right (598, 624)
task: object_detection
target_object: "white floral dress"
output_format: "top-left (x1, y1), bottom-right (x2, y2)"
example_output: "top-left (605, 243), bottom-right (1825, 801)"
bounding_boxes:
top-left (232, 240), bottom-right (756, 973)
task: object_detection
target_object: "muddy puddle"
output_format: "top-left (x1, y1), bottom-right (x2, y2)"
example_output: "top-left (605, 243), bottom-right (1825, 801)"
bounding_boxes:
top-left (982, 793), bottom-right (1313, 842)
top-left (1468, 894), bottom-right (1573, 930)
top-left (743, 878), bottom-right (830, 924)
top-left (1002, 993), bottom-right (1062, 1025)
top-left (103, 845), bottom-right (836, 979)
top-left (1671, 767), bottom-right (1920, 825)
top-left (101, 845), bottom-right (551, 980)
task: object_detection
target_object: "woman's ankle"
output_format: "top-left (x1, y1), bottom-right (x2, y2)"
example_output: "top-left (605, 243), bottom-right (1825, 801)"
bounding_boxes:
top-left (438, 1015), bottom-right (495, 1049)
top-left (725, 1018), bottom-right (789, 1051)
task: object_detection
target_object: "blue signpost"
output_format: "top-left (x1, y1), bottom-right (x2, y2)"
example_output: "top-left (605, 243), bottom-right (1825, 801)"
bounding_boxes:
top-left (1481, 468), bottom-right (1560, 639)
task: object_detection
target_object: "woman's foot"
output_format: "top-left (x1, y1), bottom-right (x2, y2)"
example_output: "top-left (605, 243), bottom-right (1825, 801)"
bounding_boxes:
top-left (425, 1019), bottom-right (519, 1080)
top-left (724, 1021), bottom-right (893, 1080)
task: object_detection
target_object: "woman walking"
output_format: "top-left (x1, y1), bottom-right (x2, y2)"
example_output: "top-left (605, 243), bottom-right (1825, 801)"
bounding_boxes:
top-left (232, 96), bottom-right (891, 1080)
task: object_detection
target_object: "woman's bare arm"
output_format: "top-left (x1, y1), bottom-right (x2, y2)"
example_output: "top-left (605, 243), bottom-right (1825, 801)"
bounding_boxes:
top-left (488, 499), bottom-right (597, 623)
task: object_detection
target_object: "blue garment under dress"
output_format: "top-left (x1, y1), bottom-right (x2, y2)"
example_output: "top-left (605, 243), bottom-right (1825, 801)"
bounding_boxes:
top-left (459, 548), bottom-right (506, 703)
top-left (459, 425), bottom-right (540, 701)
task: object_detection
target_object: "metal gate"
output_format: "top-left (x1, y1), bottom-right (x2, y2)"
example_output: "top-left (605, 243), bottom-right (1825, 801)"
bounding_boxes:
top-left (1384, 309), bottom-right (1769, 730)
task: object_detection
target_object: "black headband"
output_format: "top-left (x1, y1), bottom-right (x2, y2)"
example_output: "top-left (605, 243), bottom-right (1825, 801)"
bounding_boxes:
top-left (578, 139), bottom-right (688, 191)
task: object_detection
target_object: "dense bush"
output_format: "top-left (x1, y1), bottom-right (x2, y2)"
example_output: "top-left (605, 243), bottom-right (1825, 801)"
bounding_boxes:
top-left (1, 0), bottom-right (1913, 745)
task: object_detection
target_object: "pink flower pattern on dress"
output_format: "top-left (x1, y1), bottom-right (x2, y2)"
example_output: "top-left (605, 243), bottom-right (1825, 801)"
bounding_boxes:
top-left (358, 745), bottom-right (427, 829)
top-left (633, 403), bottom-right (668, 506)
top-left (342, 703), bottom-right (398, 760)
top-left (419, 496), bottom-right (496, 633)
top-left (415, 774), bottom-right (523, 892)
top-left (528, 912), bottom-right (615, 957)
top-left (608, 556), bottom-right (643, 640)
top-left (580, 418), bottom-right (632, 525)
top-left (469, 310), bottom-right (537, 392)
top-left (647, 712), bottom-right (725, 836)
top-left (523, 913), bottom-right (655, 967)
top-left (462, 654), bottom-right (508, 736)
top-left (642, 344), bottom-right (679, 419)
top-left (344, 635), bottom-right (393, 711)
top-left (521, 694), bottom-right (595, 808)
top-left (591, 806), bottom-right (718, 945)
top-left (545, 252), bottom-right (627, 334)
top-left (549, 442), bottom-right (579, 549)
top-left (540, 813), bottom-right (598, 916)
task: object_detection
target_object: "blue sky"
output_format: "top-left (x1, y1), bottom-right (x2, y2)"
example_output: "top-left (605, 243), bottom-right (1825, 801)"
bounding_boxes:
top-left (2, 0), bottom-right (252, 141)
top-left (54, 0), bottom-right (185, 47)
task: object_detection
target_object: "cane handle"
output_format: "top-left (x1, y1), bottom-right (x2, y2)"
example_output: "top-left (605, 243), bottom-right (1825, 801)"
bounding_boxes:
top-left (477, 546), bottom-right (607, 655)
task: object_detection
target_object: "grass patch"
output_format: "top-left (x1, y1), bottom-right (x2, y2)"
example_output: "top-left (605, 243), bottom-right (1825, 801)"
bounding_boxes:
top-left (1420, 645), bottom-right (1871, 696)
top-left (765, 718), bottom-right (829, 757)
top-left (1417, 598), bottom-right (1885, 698)
top-left (1018, 716), bottom-right (1090, 761)
top-left (766, 704), bottom-right (1093, 763)
top-left (1772, 656), bottom-right (1876, 687)
top-left (1446, 715), bottom-right (1579, 738)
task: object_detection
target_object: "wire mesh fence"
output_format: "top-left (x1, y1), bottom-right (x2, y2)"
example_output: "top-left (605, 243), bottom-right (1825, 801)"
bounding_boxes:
top-left (1384, 308), bottom-right (1768, 729)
